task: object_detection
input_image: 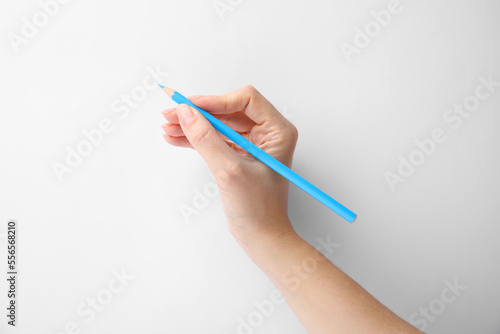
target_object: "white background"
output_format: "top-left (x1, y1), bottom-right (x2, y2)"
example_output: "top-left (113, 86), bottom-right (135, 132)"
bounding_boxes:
top-left (1, 0), bottom-right (499, 333)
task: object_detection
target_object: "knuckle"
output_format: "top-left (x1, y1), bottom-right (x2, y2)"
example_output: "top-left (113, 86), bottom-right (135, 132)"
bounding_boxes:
top-left (288, 123), bottom-right (299, 142)
top-left (216, 161), bottom-right (244, 188)
top-left (225, 160), bottom-right (244, 176)
top-left (243, 85), bottom-right (259, 96)
top-left (222, 94), bottom-right (233, 110)
top-left (192, 128), bottom-right (213, 145)
top-left (275, 121), bottom-right (299, 146)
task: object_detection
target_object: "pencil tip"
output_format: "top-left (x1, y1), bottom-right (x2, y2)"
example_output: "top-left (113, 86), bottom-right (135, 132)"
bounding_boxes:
top-left (159, 85), bottom-right (175, 98)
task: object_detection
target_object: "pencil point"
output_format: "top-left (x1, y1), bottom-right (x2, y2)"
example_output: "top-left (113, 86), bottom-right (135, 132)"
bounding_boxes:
top-left (159, 85), bottom-right (175, 98)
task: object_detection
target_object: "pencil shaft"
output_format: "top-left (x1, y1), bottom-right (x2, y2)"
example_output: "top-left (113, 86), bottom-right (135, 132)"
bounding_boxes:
top-left (170, 91), bottom-right (356, 223)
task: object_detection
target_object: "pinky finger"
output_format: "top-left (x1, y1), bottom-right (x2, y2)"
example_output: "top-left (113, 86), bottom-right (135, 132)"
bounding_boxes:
top-left (162, 134), bottom-right (193, 149)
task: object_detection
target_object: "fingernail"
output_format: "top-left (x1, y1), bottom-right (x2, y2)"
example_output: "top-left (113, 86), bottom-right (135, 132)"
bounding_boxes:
top-left (188, 95), bottom-right (206, 100)
top-left (177, 104), bottom-right (194, 127)
top-left (161, 108), bottom-right (176, 115)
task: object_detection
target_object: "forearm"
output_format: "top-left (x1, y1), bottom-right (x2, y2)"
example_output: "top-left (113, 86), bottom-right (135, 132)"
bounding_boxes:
top-left (234, 219), bottom-right (421, 334)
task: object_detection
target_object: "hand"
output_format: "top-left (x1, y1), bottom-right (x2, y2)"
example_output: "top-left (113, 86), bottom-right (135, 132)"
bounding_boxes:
top-left (161, 85), bottom-right (298, 244)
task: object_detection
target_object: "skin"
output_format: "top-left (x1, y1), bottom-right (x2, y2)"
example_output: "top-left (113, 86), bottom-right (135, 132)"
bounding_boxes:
top-left (161, 85), bottom-right (422, 334)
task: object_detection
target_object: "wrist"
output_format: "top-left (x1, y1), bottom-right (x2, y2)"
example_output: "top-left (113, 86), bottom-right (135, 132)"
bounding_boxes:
top-left (228, 215), bottom-right (296, 247)
top-left (232, 222), bottom-right (306, 288)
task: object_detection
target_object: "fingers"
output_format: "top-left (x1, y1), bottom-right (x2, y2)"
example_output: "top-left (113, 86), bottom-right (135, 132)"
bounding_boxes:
top-left (162, 107), bottom-right (256, 133)
top-left (162, 134), bottom-right (193, 148)
top-left (161, 108), bottom-right (177, 123)
top-left (175, 104), bottom-right (240, 169)
top-left (161, 121), bottom-right (253, 149)
top-left (162, 131), bottom-right (243, 152)
top-left (161, 123), bottom-right (184, 137)
top-left (190, 85), bottom-right (284, 125)
top-left (160, 85), bottom-right (298, 168)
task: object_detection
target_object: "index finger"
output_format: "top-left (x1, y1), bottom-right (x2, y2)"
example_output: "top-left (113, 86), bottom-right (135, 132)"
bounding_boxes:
top-left (190, 85), bottom-right (283, 125)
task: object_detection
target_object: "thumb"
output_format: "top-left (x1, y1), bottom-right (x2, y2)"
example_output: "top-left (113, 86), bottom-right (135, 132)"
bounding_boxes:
top-left (176, 103), bottom-right (239, 169)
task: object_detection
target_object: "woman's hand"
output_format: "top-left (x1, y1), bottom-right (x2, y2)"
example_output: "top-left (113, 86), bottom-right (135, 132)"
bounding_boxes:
top-left (161, 85), bottom-right (298, 244)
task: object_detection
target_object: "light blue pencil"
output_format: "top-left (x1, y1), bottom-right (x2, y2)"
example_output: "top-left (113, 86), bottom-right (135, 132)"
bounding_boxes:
top-left (159, 85), bottom-right (357, 223)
